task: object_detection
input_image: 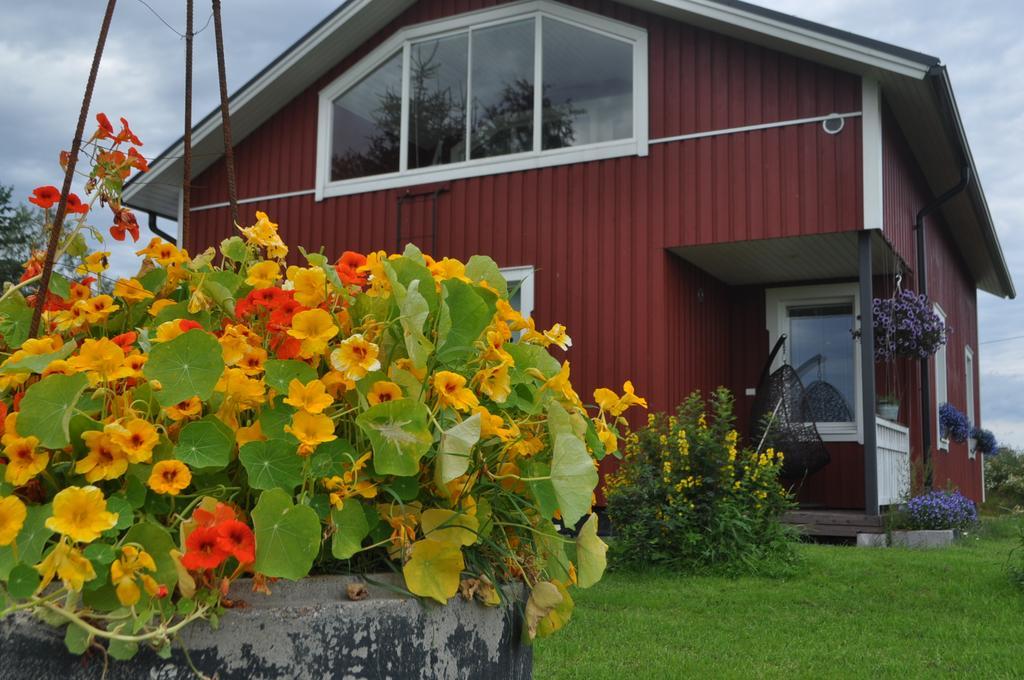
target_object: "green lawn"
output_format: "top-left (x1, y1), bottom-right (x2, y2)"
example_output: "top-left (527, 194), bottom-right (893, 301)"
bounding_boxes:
top-left (534, 519), bottom-right (1024, 679)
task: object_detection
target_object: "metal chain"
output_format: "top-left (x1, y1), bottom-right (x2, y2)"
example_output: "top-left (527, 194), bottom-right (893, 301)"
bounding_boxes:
top-left (29, 0), bottom-right (118, 338)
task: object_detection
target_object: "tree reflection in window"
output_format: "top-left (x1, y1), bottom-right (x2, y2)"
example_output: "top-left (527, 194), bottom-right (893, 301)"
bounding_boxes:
top-left (330, 51), bottom-right (402, 182)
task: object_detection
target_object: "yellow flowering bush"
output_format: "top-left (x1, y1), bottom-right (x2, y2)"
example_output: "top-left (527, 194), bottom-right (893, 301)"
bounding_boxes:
top-left (0, 117), bottom-right (645, 661)
top-left (606, 388), bottom-right (796, 574)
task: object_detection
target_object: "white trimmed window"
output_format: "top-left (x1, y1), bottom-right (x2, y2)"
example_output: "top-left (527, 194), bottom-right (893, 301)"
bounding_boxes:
top-left (934, 304), bottom-right (948, 450)
top-left (965, 345), bottom-right (976, 458)
top-left (501, 265), bottom-right (535, 321)
top-left (766, 283), bottom-right (862, 442)
top-left (315, 1), bottom-right (648, 199)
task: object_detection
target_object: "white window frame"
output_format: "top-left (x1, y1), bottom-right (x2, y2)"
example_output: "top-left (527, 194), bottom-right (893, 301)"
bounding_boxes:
top-left (501, 265), bottom-right (535, 321)
top-left (965, 345), bottom-right (976, 459)
top-left (934, 304), bottom-right (948, 450)
top-left (765, 283), bottom-right (862, 442)
top-left (315, 0), bottom-right (649, 200)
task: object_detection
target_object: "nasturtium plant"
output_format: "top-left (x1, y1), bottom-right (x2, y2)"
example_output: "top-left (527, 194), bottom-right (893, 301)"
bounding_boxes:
top-left (0, 115), bottom-right (646, 661)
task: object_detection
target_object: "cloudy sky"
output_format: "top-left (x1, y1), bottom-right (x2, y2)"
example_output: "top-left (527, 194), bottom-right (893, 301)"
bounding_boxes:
top-left (2, 0), bottom-right (1022, 447)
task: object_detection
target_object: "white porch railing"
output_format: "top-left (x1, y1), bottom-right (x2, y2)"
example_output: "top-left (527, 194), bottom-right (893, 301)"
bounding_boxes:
top-left (876, 417), bottom-right (910, 505)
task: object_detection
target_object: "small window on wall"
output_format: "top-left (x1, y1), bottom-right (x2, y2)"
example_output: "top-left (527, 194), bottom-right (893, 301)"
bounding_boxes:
top-left (934, 304), bottom-right (948, 449)
top-left (501, 265), bottom-right (535, 322)
top-left (766, 283), bottom-right (861, 441)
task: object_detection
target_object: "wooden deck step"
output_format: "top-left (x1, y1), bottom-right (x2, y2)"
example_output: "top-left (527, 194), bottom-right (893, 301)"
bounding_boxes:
top-left (783, 510), bottom-right (884, 538)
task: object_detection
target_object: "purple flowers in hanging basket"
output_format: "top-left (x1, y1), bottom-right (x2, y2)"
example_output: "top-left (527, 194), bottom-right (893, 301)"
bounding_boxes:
top-left (971, 426), bottom-right (998, 456)
top-left (873, 289), bottom-right (949, 361)
top-left (939, 402), bottom-right (971, 443)
top-left (905, 490), bottom-right (977, 530)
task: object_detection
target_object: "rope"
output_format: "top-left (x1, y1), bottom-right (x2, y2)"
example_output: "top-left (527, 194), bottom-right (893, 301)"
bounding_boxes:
top-left (212, 0), bottom-right (239, 226)
top-left (182, 0), bottom-right (194, 248)
top-left (29, 0), bottom-right (118, 339)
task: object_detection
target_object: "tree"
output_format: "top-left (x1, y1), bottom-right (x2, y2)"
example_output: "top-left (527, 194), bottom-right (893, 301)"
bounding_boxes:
top-left (0, 184), bottom-right (46, 286)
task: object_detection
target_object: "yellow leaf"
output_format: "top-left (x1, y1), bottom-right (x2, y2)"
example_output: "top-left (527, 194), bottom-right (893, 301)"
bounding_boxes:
top-left (575, 513), bottom-right (607, 588)
top-left (403, 538), bottom-right (464, 604)
top-left (169, 549), bottom-right (196, 599)
top-left (537, 581), bottom-right (574, 637)
top-left (420, 508), bottom-right (479, 546)
top-left (525, 581), bottom-right (563, 640)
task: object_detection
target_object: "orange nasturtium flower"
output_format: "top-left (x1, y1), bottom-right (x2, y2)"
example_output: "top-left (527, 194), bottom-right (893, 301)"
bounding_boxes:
top-left (287, 308), bottom-right (338, 358)
top-left (36, 540), bottom-right (97, 592)
top-left (108, 418), bottom-right (159, 463)
top-left (28, 185), bottom-right (61, 209)
top-left (285, 411), bottom-right (337, 454)
top-left (433, 371), bottom-right (479, 412)
top-left (164, 396), bottom-right (203, 421)
top-left (0, 495), bottom-right (27, 546)
top-left (45, 486), bottom-right (118, 543)
top-left (111, 546), bottom-right (160, 606)
top-left (284, 378), bottom-right (334, 414)
top-left (330, 334), bottom-right (381, 381)
top-left (148, 460), bottom-right (193, 496)
top-left (367, 380), bottom-right (403, 406)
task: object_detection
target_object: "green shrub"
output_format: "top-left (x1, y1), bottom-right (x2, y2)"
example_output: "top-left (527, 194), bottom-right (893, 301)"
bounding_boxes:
top-left (984, 448), bottom-right (1024, 511)
top-left (1011, 524), bottom-right (1024, 589)
top-left (605, 388), bottom-right (796, 575)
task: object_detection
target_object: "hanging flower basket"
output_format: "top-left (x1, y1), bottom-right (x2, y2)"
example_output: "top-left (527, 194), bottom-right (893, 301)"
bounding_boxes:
top-left (939, 403), bottom-right (971, 443)
top-left (971, 427), bottom-right (998, 456)
top-left (873, 289), bottom-right (949, 361)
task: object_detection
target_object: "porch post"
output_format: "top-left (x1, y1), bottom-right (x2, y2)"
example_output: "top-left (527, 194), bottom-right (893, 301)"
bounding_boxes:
top-left (859, 231), bottom-right (880, 515)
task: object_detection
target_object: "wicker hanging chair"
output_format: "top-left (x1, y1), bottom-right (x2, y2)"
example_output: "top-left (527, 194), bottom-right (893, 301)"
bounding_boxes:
top-left (749, 335), bottom-right (832, 478)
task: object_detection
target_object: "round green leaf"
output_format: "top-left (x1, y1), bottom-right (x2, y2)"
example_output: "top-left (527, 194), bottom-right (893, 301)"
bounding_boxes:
top-left (143, 329), bottom-right (224, 407)
top-left (17, 373), bottom-right (89, 448)
top-left (122, 522), bottom-right (179, 589)
top-left (7, 563), bottom-right (41, 598)
top-left (174, 416), bottom-right (234, 469)
top-left (0, 339), bottom-right (76, 374)
top-left (330, 501), bottom-right (370, 560)
top-left (355, 399), bottom-right (433, 477)
top-left (64, 623), bottom-right (92, 655)
top-left (309, 439), bottom-right (358, 478)
top-left (550, 433), bottom-right (599, 527)
top-left (263, 359), bottom-right (318, 394)
top-left (240, 440), bottom-right (304, 492)
top-left (252, 489), bottom-right (321, 581)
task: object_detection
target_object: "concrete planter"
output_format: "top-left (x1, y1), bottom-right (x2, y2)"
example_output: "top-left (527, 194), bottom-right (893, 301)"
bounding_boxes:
top-left (0, 574), bottom-right (532, 680)
top-left (890, 529), bottom-right (956, 548)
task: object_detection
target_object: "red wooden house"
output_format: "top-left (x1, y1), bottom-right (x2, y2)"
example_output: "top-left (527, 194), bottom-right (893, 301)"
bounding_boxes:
top-left (125, 0), bottom-right (1014, 518)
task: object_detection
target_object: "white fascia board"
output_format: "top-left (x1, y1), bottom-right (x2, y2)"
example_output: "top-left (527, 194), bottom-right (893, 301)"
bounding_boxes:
top-left (862, 77), bottom-right (884, 230)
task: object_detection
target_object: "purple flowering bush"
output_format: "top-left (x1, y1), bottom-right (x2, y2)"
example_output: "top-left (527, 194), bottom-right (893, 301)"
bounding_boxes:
top-left (971, 427), bottom-right (998, 456)
top-left (940, 403), bottom-right (971, 443)
top-left (904, 490), bottom-right (978, 530)
top-left (873, 289), bottom-right (949, 361)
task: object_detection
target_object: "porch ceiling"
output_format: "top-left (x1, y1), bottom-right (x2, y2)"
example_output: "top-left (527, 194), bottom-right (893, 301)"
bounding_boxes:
top-left (668, 232), bottom-right (899, 286)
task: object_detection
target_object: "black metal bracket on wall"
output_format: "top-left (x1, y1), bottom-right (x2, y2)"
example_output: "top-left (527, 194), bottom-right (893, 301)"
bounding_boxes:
top-left (395, 185), bottom-right (449, 254)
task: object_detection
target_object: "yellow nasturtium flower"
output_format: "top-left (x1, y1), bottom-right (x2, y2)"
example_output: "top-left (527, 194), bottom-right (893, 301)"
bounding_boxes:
top-left (3, 436), bottom-right (49, 486)
top-left (286, 266), bottom-right (327, 307)
top-left (76, 430), bottom-right (130, 482)
top-left (113, 277), bottom-right (154, 303)
top-left (245, 260), bottom-right (281, 289)
top-left (235, 421), bottom-right (266, 447)
top-left (45, 486), bottom-right (118, 543)
top-left (594, 381), bottom-right (649, 417)
top-left (473, 363), bottom-right (511, 403)
top-left (76, 251), bottom-right (110, 275)
top-left (68, 337), bottom-right (126, 378)
top-left (111, 546), bottom-right (161, 606)
top-left (148, 460), bottom-right (192, 496)
top-left (543, 361), bottom-right (582, 408)
top-left (287, 308), bottom-right (338, 358)
top-left (433, 371), bottom-right (479, 412)
top-left (543, 323), bottom-right (572, 351)
top-left (367, 380), bottom-right (403, 406)
top-left (239, 211), bottom-right (288, 258)
top-left (108, 418), bottom-right (159, 463)
top-left (136, 237), bottom-right (189, 267)
top-left (148, 298), bottom-right (177, 318)
top-left (284, 379), bottom-right (333, 414)
top-left (0, 495), bottom-right (27, 546)
top-left (164, 396), bottom-right (203, 421)
top-left (330, 334), bottom-right (381, 381)
top-left (285, 411), bottom-right (337, 455)
top-left (323, 452), bottom-right (377, 510)
top-left (36, 539), bottom-right (97, 592)
top-left (83, 295), bottom-right (120, 324)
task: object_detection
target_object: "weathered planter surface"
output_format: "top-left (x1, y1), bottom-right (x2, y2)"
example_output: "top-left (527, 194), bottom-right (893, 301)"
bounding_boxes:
top-left (890, 529), bottom-right (955, 548)
top-left (0, 574), bottom-right (532, 680)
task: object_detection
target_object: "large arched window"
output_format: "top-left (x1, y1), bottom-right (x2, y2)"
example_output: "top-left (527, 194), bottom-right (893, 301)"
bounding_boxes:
top-left (316, 1), bottom-right (648, 198)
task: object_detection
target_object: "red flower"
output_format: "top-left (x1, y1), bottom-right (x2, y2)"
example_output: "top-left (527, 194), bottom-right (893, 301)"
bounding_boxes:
top-left (29, 186), bottom-right (60, 209)
top-left (193, 502), bottom-right (236, 528)
top-left (178, 319), bottom-right (203, 333)
top-left (95, 113), bottom-right (114, 140)
top-left (65, 193), bottom-right (89, 215)
top-left (268, 296), bottom-right (305, 329)
top-left (271, 333), bottom-right (302, 360)
top-left (59, 151), bottom-right (71, 172)
top-left (216, 520), bottom-right (256, 564)
top-left (116, 117), bottom-right (143, 146)
top-left (109, 207), bottom-right (140, 242)
top-left (181, 526), bottom-right (229, 570)
top-left (334, 251), bottom-right (367, 286)
top-left (251, 287), bottom-right (286, 308)
top-left (111, 331), bottom-right (138, 351)
top-left (127, 147), bottom-right (149, 173)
